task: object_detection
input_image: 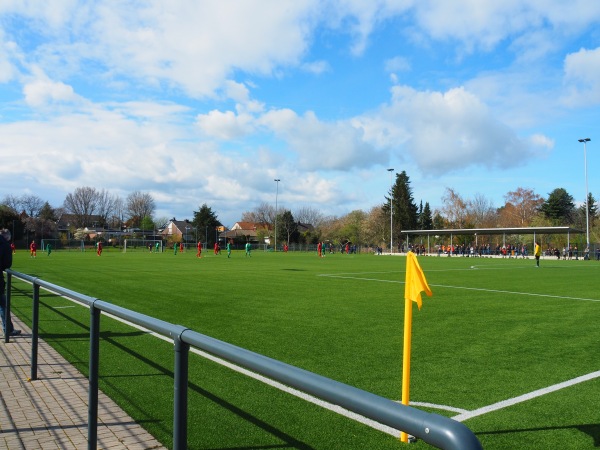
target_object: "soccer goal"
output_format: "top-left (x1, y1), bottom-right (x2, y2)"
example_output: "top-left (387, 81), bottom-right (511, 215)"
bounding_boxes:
top-left (123, 239), bottom-right (163, 253)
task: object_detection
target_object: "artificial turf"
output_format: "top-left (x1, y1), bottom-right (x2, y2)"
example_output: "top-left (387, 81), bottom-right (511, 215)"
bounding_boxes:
top-left (8, 248), bottom-right (600, 449)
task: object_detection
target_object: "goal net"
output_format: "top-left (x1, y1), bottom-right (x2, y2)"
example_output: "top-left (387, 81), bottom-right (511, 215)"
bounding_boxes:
top-left (123, 239), bottom-right (164, 253)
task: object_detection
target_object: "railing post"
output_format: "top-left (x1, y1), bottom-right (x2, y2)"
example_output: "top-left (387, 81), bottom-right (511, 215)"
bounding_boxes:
top-left (4, 272), bottom-right (11, 343)
top-left (88, 301), bottom-right (101, 450)
top-left (173, 333), bottom-right (189, 450)
top-left (31, 282), bottom-right (40, 381)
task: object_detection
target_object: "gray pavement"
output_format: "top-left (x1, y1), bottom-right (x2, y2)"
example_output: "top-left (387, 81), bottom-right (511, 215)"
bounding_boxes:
top-left (0, 315), bottom-right (167, 450)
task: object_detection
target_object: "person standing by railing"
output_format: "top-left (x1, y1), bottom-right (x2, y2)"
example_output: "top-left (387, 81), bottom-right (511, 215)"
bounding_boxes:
top-left (0, 229), bottom-right (20, 336)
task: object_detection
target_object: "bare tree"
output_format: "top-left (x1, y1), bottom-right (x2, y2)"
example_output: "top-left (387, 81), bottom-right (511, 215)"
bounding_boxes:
top-left (240, 211), bottom-right (258, 222)
top-left (63, 187), bottom-right (100, 227)
top-left (294, 206), bottom-right (324, 227)
top-left (125, 191), bottom-right (155, 226)
top-left (20, 195), bottom-right (45, 217)
top-left (96, 190), bottom-right (120, 227)
top-left (2, 195), bottom-right (22, 213)
top-left (441, 188), bottom-right (468, 228)
top-left (468, 193), bottom-right (496, 227)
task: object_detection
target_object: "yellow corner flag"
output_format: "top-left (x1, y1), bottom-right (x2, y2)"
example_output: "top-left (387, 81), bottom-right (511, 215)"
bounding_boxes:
top-left (401, 251), bottom-right (432, 443)
top-left (404, 251), bottom-right (432, 309)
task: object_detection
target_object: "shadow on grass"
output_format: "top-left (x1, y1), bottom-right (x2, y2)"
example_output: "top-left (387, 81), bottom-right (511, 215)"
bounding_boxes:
top-left (30, 298), bottom-right (315, 449)
top-left (478, 423), bottom-right (600, 446)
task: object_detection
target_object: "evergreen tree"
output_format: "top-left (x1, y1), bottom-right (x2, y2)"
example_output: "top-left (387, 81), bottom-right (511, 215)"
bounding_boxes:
top-left (192, 204), bottom-right (222, 246)
top-left (383, 171), bottom-right (418, 240)
top-left (277, 210), bottom-right (298, 244)
top-left (584, 192), bottom-right (597, 226)
top-left (421, 202), bottom-right (433, 229)
top-left (540, 188), bottom-right (575, 224)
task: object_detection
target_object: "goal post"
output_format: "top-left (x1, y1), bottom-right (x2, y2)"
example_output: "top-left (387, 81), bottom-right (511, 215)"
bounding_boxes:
top-left (123, 239), bottom-right (164, 253)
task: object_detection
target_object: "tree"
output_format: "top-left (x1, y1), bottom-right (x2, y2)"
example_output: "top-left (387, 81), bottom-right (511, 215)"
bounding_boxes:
top-left (440, 187), bottom-right (468, 228)
top-left (501, 187), bottom-right (543, 227)
top-left (540, 188), bottom-right (575, 224)
top-left (363, 205), bottom-right (387, 246)
top-left (20, 195), bottom-right (45, 217)
top-left (96, 190), bottom-right (121, 227)
top-left (339, 210), bottom-right (367, 245)
top-left (242, 202), bottom-right (276, 226)
top-left (277, 210), bottom-right (298, 244)
top-left (0, 205), bottom-right (21, 238)
top-left (192, 204), bottom-right (221, 246)
top-left (419, 202), bottom-right (433, 230)
top-left (126, 191), bottom-right (155, 227)
top-left (383, 171), bottom-right (418, 242)
top-left (294, 206), bottom-right (324, 227)
top-left (468, 193), bottom-right (496, 227)
top-left (64, 186), bottom-right (100, 227)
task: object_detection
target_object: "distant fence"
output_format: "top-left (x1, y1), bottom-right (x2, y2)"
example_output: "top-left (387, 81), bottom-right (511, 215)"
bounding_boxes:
top-left (4, 269), bottom-right (482, 450)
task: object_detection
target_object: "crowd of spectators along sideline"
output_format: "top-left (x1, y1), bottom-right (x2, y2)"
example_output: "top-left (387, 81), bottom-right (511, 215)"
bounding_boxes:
top-left (403, 243), bottom-right (595, 260)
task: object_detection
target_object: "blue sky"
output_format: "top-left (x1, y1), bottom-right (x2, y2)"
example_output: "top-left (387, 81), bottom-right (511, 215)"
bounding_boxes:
top-left (1, 1), bottom-right (599, 227)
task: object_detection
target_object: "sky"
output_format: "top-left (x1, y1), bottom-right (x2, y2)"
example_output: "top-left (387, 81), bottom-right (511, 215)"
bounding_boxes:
top-left (1, 1), bottom-right (599, 227)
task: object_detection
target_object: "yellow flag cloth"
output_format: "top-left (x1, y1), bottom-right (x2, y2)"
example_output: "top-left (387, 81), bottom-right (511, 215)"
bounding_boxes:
top-left (404, 251), bottom-right (432, 310)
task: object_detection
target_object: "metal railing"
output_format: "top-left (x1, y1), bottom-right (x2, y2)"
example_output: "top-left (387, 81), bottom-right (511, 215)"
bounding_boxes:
top-left (4, 269), bottom-right (482, 450)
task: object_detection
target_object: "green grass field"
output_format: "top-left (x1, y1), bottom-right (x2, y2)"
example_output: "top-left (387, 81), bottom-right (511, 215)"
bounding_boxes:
top-left (8, 248), bottom-right (600, 449)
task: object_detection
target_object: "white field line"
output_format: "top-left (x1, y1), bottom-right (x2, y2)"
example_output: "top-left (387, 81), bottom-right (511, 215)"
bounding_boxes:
top-left (452, 370), bottom-right (600, 422)
top-left (319, 272), bottom-right (600, 303)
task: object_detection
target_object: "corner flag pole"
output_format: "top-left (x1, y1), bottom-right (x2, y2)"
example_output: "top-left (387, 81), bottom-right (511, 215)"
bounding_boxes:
top-left (400, 290), bottom-right (414, 443)
top-left (401, 251), bottom-right (432, 443)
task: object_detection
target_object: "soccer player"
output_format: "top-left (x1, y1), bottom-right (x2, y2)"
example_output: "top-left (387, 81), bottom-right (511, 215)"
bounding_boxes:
top-left (245, 242), bottom-right (251, 257)
top-left (227, 240), bottom-right (231, 258)
top-left (97, 241), bottom-right (103, 256)
top-left (196, 241), bottom-right (202, 258)
top-left (534, 241), bottom-right (541, 267)
top-left (30, 240), bottom-right (37, 257)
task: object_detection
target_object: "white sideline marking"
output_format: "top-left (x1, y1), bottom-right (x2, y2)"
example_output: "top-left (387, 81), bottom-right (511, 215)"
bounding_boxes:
top-left (409, 401), bottom-right (468, 414)
top-left (320, 273), bottom-right (600, 303)
top-left (452, 370), bottom-right (600, 422)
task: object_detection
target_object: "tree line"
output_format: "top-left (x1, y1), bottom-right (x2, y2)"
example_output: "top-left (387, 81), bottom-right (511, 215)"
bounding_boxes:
top-left (1, 173), bottom-right (598, 248)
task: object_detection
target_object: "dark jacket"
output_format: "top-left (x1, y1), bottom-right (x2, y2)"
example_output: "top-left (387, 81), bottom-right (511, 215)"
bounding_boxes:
top-left (0, 235), bottom-right (12, 290)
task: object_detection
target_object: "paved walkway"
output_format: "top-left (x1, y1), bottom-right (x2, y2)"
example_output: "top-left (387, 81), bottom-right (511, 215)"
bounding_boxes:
top-left (0, 315), bottom-right (167, 450)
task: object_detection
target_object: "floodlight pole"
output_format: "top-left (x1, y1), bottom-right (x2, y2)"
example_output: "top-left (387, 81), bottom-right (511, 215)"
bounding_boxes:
top-left (388, 168), bottom-right (394, 254)
top-left (578, 138), bottom-right (591, 255)
top-left (274, 179), bottom-right (280, 252)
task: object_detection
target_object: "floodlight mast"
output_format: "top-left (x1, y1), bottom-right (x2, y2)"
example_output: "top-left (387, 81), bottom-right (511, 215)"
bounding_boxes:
top-left (578, 138), bottom-right (591, 255)
top-left (274, 179), bottom-right (280, 252)
top-left (387, 168), bottom-right (394, 254)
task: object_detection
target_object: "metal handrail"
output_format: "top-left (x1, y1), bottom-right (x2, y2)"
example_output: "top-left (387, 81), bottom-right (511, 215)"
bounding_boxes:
top-left (4, 268), bottom-right (482, 450)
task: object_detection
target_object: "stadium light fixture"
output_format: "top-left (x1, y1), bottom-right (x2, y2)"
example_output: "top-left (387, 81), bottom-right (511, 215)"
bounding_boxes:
top-left (578, 138), bottom-right (591, 255)
top-left (274, 179), bottom-right (280, 252)
top-left (388, 168), bottom-right (394, 253)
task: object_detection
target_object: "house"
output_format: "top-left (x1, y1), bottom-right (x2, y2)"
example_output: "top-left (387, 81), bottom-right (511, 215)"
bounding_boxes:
top-left (162, 218), bottom-right (196, 242)
top-left (219, 222), bottom-right (270, 244)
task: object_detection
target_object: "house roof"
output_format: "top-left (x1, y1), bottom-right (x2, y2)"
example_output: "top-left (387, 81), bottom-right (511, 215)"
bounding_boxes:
top-left (230, 221), bottom-right (270, 231)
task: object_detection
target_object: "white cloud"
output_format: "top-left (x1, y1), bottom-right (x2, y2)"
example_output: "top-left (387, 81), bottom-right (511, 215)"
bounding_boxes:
top-left (563, 46), bottom-right (600, 105)
top-left (385, 56), bottom-right (411, 73)
top-left (357, 85), bottom-right (550, 175)
top-left (196, 109), bottom-right (255, 140)
top-left (23, 78), bottom-right (81, 106)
